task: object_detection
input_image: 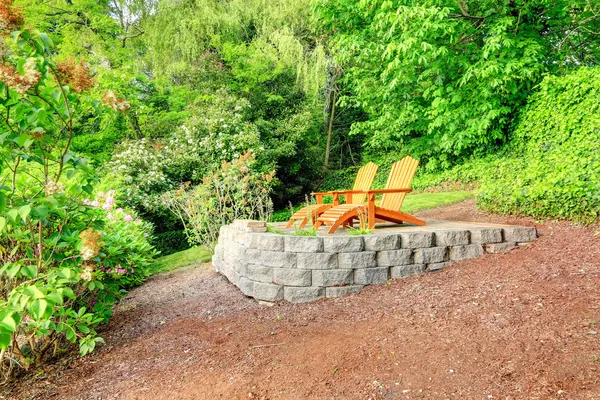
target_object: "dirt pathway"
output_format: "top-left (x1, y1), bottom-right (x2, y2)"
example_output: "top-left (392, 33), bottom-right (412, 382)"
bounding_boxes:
top-left (8, 200), bottom-right (600, 399)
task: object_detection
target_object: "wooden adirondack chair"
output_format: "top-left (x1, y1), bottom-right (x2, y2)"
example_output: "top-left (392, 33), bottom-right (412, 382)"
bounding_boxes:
top-left (286, 161), bottom-right (379, 228)
top-left (314, 156), bottom-right (425, 234)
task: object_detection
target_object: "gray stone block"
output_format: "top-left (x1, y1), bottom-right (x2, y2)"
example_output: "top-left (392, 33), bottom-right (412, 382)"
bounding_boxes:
top-left (296, 252), bottom-right (338, 270)
top-left (390, 264), bottom-right (426, 278)
top-left (450, 244), bottom-right (484, 261)
top-left (284, 286), bottom-right (325, 303)
top-left (231, 260), bottom-right (248, 274)
top-left (212, 256), bottom-right (223, 272)
top-left (223, 250), bottom-right (241, 267)
top-left (338, 251), bottom-right (377, 269)
top-left (312, 269), bottom-right (353, 287)
top-left (323, 236), bottom-right (364, 253)
top-left (244, 265), bottom-right (273, 283)
top-left (284, 236), bottom-right (324, 253)
top-left (253, 282), bottom-right (284, 302)
top-left (246, 249), bottom-right (296, 268)
top-left (503, 227), bottom-right (537, 242)
top-left (364, 235), bottom-right (400, 251)
top-left (354, 267), bottom-right (389, 284)
top-left (222, 265), bottom-right (241, 285)
top-left (246, 234), bottom-right (285, 251)
top-left (399, 232), bottom-right (434, 248)
top-left (435, 230), bottom-right (470, 246)
top-left (273, 268), bottom-right (312, 286)
top-left (214, 243), bottom-right (225, 260)
top-left (469, 228), bottom-right (503, 244)
top-left (326, 285), bottom-right (364, 298)
top-left (484, 242), bottom-right (517, 253)
top-left (427, 262), bottom-right (450, 272)
top-left (238, 277), bottom-right (254, 297)
top-left (414, 247), bottom-right (448, 264)
top-left (377, 249), bottom-right (412, 267)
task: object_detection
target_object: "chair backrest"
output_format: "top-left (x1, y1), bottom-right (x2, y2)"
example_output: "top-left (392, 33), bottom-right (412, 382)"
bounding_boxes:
top-left (380, 156), bottom-right (419, 211)
top-left (349, 161), bottom-right (378, 204)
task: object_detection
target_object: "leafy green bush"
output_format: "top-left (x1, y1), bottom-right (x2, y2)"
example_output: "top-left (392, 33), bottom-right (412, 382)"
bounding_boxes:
top-left (0, 26), bottom-right (156, 378)
top-left (162, 152), bottom-right (274, 249)
top-left (152, 230), bottom-right (190, 256)
top-left (478, 67), bottom-right (600, 221)
top-left (314, 0), bottom-right (600, 168)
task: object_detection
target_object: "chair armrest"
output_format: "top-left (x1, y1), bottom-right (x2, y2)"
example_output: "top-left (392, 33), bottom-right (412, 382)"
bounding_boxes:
top-left (311, 191), bottom-right (335, 196)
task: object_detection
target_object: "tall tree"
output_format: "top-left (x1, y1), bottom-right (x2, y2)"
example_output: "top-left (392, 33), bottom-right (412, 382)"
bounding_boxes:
top-left (314, 0), bottom-right (600, 168)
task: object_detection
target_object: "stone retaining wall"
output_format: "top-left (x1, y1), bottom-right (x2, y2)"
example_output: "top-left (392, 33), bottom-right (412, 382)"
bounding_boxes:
top-left (212, 220), bottom-right (537, 303)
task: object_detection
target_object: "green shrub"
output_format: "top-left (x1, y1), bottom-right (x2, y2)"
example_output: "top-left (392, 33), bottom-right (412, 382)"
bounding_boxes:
top-left (478, 67), bottom-right (600, 221)
top-left (0, 27), bottom-right (156, 378)
top-left (162, 152), bottom-right (274, 249)
top-left (152, 230), bottom-right (189, 256)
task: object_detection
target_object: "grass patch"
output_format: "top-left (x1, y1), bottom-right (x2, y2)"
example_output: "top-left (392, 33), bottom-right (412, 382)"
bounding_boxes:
top-left (402, 191), bottom-right (474, 213)
top-left (149, 246), bottom-right (212, 275)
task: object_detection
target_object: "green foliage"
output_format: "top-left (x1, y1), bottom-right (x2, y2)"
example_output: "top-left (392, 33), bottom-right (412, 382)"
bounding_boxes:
top-left (292, 226), bottom-right (318, 236)
top-left (314, 0), bottom-right (600, 169)
top-left (151, 230), bottom-right (190, 256)
top-left (0, 28), bottom-right (156, 377)
top-left (347, 227), bottom-right (372, 236)
top-left (161, 152), bottom-right (274, 249)
top-left (478, 67), bottom-right (600, 221)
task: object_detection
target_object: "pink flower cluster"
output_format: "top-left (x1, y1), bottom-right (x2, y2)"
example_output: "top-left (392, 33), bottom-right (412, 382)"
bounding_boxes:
top-left (84, 190), bottom-right (116, 210)
top-left (84, 190), bottom-right (140, 223)
top-left (99, 265), bottom-right (133, 275)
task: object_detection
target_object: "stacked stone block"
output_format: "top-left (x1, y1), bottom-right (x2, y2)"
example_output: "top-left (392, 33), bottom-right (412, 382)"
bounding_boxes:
top-left (212, 221), bottom-right (537, 303)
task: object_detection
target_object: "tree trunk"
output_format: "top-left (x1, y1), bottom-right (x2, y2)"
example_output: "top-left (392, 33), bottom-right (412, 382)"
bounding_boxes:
top-left (324, 90), bottom-right (336, 170)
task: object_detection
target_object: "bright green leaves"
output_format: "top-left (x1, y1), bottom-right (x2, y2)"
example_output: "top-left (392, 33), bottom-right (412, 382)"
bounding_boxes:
top-left (314, 0), bottom-right (600, 168)
top-left (0, 311), bottom-right (21, 349)
top-left (478, 67), bottom-right (600, 222)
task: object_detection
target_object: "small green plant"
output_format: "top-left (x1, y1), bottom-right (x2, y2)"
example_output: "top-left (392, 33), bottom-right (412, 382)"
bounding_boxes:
top-left (292, 225), bottom-right (318, 236)
top-left (266, 224), bottom-right (284, 235)
top-left (347, 227), bottom-right (372, 236)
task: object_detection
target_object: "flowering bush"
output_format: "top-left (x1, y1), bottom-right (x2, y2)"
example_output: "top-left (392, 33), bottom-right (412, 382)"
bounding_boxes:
top-left (162, 152), bottom-right (274, 249)
top-left (0, 23), bottom-right (156, 380)
top-left (84, 191), bottom-right (157, 289)
top-left (108, 90), bottom-right (265, 210)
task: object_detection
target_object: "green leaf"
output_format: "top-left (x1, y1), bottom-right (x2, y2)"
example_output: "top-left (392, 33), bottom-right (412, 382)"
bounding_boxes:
top-left (30, 298), bottom-right (50, 319)
top-left (6, 208), bottom-right (19, 223)
top-left (65, 326), bottom-right (76, 342)
top-left (46, 291), bottom-right (63, 305)
top-left (24, 286), bottom-right (44, 299)
top-left (32, 206), bottom-right (49, 220)
top-left (0, 332), bottom-right (11, 350)
top-left (77, 325), bottom-right (90, 334)
top-left (18, 205), bottom-right (31, 222)
top-left (61, 287), bottom-right (76, 300)
top-left (0, 217), bottom-right (5, 233)
top-left (15, 134), bottom-right (30, 147)
top-left (0, 192), bottom-right (6, 212)
top-left (21, 265), bottom-right (38, 279)
top-left (0, 313), bottom-right (20, 332)
top-left (5, 264), bottom-right (21, 279)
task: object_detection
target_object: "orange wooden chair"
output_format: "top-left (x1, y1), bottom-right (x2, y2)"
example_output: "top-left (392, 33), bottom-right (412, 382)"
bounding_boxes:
top-left (286, 161), bottom-right (379, 228)
top-left (314, 156), bottom-right (425, 234)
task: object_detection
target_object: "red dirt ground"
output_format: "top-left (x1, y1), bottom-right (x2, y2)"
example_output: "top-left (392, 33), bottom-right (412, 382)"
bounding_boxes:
top-left (5, 199), bottom-right (600, 399)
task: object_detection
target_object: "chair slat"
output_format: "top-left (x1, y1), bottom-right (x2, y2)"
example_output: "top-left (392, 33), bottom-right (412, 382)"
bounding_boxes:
top-left (380, 156), bottom-right (419, 211)
top-left (349, 161), bottom-right (378, 204)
